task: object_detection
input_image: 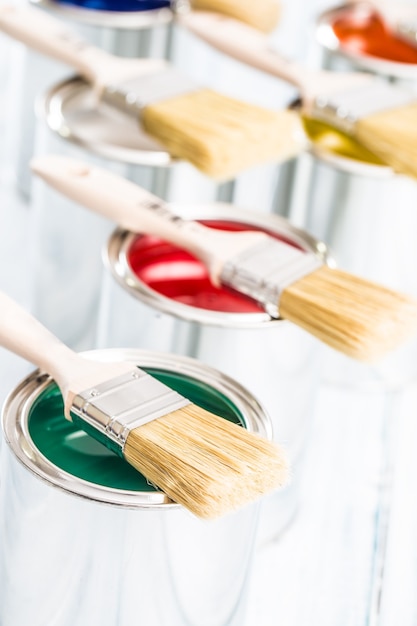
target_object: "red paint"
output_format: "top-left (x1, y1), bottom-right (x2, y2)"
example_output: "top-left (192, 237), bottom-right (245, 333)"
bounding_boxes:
top-left (332, 10), bottom-right (417, 64)
top-left (127, 220), bottom-right (300, 314)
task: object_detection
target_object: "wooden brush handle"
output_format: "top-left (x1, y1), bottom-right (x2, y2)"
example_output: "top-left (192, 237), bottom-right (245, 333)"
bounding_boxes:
top-left (179, 11), bottom-right (371, 103)
top-left (0, 5), bottom-right (111, 82)
top-left (0, 291), bottom-right (81, 387)
top-left (31, 154), bottom-right (269, 285)
top-left (0, 6), bottom-right (167, 89)
top-left (179, 11), bottom-right (307, 88)
top-left (0, 291), bottom-right (134, 417)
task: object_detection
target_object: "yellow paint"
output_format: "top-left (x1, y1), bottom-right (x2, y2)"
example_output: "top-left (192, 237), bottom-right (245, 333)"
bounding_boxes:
top-left (302, 117), bottom-right (385, 166)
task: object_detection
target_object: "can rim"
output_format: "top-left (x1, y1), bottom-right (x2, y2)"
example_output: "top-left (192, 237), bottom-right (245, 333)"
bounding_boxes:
top-left (316, 4), bottom-right (417, 81)
top-left (1, 348), bottom-right (272, 510)
top-left (103, 202), bottom-right (331, 329)
top-left (29, 0), bottom-right (174, 29)
top-left (36, 75), bottom-right (176, 167)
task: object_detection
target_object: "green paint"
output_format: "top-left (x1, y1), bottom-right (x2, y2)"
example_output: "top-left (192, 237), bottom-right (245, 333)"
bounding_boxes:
top-left (28, 367), bottom-right (244, 492)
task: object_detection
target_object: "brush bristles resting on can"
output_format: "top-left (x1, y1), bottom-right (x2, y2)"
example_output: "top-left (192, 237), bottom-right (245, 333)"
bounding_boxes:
top-left (180, 11), bottom-right (417, 180)
top-left (0, 5), bottom-right (303, 181)
top-left (31, 155), bottom-right (417, 362)
top-left (0, 291), bottom-right (288, 520)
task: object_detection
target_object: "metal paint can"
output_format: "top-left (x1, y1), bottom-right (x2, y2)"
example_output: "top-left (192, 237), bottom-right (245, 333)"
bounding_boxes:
top-left (0, 348), bottom-right (269, 626)
top-left (97, 202), bottom-right (330, 539)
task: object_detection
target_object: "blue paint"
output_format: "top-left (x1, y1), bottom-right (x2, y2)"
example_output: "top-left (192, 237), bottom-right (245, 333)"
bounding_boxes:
top-left (54, 0), bottom-right (171, 12)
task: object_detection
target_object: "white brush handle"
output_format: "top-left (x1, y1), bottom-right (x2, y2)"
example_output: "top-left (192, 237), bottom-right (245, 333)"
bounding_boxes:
top-left (0, 5), bottom-right (110, 82)
top-left (179, 11), bottom-right (370, 103)
top-left (0, 291), bottom-right (134, 418)
top-left (0, 5), bottom-right (167, 89)
top-left (31, 155), bottom-right (269, 285)
top-left (179, 10), bottom-right (307, 87)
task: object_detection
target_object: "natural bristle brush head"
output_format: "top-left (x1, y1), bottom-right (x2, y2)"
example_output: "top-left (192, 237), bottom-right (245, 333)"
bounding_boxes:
top-left (141, 91), bottom-right (307, 180)
top-left (354, 102), bottom-right (417, 180)
top-left (124, 405), bottom-right (288, 519)
top-left (279, 266), bottom-right (417, 362)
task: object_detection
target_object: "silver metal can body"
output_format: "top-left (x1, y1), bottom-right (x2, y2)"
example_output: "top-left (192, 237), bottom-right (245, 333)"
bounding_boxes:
top-left (97, 204), bottom-right (329, 539)
top-left (0, 348), bottom-right (267, 626)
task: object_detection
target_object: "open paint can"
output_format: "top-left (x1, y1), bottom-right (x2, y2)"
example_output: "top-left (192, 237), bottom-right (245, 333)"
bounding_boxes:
top-left (315, 2), bottom-right (417, 84)
top-left (97, 202), bottom-right (329, 539)
top-left (0, 348), bottom-right (270, 626)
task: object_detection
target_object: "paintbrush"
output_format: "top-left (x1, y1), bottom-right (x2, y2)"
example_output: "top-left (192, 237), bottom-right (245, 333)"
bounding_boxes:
top-left (0, 5), bottom-right (302, 181)
top-left (31, 154), bottom-right (417, 362)
top-left (346, 0), bottom-right (417, 45)
top-left (179, 10), bottom-right (417, 179)
top-left (0, 289), bottom-right (288, 519)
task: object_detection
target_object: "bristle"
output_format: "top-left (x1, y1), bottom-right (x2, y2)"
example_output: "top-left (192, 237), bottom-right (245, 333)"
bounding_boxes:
top-left (191, 0), bottom-right (280, 33)
top-left (355, 103), bottom-right (417, 179)
top-left (279, 265), bottom-right (417, 361)
top-left (124, 404), bottom-right (288, 519)
top-left (141, 90), bottom-right (305, 180)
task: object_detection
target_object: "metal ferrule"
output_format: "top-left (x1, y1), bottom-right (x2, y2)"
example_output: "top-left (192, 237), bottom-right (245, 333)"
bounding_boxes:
top-left (103, 68), bottom-right (199, 117)
top-left (71, 369), bottom-right (190, 451)
top-left (313, 82), bottom-right (416, 135)
top-left (220, 239), bottom-right (323, 318)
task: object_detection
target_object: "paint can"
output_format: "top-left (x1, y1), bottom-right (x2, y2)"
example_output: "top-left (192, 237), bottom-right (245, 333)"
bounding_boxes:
top-left (96, 202), bottom-right (330, 539)
top-left (0, 348), bottom-right (270, 626)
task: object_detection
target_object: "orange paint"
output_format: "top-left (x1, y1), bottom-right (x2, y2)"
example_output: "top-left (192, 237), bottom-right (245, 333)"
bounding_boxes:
top-left (332, 10), bottom-right (417, 64)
